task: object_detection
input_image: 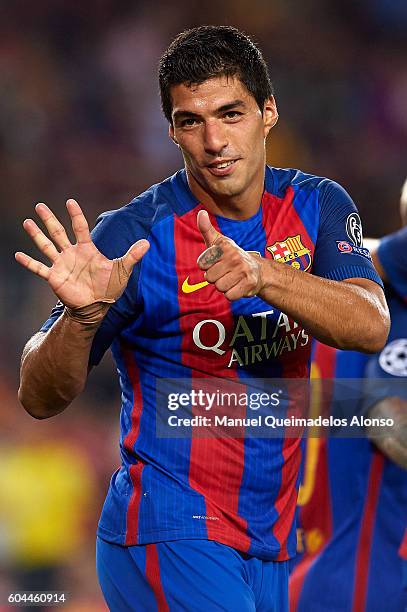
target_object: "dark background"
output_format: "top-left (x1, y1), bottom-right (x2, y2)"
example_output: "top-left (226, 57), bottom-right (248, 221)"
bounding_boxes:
top-left (1, 1), bottom-right (406, 608)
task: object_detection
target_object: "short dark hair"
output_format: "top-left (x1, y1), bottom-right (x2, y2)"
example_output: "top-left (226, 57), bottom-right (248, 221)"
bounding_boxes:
top-left (158, 25), bottom-right (274, 123)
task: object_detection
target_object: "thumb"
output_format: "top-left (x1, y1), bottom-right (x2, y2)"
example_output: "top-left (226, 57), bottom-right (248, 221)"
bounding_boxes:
top-left (122, 239), bottom-right (150, 273)
top-left (197, 210), bottom-right (222, 247)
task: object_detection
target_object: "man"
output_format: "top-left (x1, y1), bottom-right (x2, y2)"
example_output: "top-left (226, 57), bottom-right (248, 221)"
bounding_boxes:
top-left (290, 181), bottom-right (407, 611)
top-left (16, 26), bottom-right (389, 611)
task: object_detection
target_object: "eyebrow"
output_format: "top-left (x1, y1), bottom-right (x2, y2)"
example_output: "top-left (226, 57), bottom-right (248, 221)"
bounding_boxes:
top-left (173, 99), bottom-right (247, 121)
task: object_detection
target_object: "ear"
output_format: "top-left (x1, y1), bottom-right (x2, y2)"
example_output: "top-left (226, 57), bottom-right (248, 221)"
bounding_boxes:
top-left (169, 123), bottom-right (179, 146)
top-left (262, 96), bottom-right (278, 138)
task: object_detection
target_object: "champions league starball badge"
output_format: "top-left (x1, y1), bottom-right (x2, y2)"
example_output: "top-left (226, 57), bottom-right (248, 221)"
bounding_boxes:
top-left (346, 212), bottom-right (363, 247)
top-left (379, 338), bottom-right (407, 377)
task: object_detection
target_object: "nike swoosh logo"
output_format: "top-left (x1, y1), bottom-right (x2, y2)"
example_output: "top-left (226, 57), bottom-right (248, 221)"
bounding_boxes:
top-left (182, 277), bottom-right (210, 294)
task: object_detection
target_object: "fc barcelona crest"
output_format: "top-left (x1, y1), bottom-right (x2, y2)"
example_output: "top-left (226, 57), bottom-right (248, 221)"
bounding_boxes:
top-left (267, 235), bottom-right (312, 271)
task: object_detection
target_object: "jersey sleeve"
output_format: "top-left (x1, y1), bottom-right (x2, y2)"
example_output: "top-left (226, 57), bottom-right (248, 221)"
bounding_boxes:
top-left (361, 228), bottom-right (407, 410)
top-left (362, 296), bottom-right (407, 411)
top-left (312, 180), bottom-right (383, 287)
top-left (377, 226), bottom-right (407, 301)
top-left (40, 205), bottom-right (151, 366)
top-left (362, 349), bottom-right (407, 412)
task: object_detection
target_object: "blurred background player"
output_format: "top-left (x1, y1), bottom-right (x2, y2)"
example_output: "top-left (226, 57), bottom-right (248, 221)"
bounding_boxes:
top-left (0, 408), bottom-right (109, 612)
top-left (289, 179), bottom-right (407, 611)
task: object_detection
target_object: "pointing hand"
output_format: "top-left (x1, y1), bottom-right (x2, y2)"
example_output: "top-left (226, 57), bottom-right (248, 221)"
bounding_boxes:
top-left (196, 210), bottom-right (263, 301)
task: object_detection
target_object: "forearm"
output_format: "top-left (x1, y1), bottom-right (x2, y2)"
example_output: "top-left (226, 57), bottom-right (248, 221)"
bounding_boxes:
top-left (257, 259), bottom-right (389, 352)
top-left (19, 304), bottom-right (108, 419)
top-left (366, 398), bottom-right (407, 469)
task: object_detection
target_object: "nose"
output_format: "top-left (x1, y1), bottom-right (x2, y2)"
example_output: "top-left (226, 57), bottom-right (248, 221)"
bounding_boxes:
top-left (203, 119), bottom-right (228, 156)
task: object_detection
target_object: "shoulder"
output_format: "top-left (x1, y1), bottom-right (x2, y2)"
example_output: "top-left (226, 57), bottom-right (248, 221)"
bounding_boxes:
top-left (377, 226), bottom-right (407, 300)
top-left (91, 173), bottom-right (181, 258)
top-left (378, 226), bottom-right (407, 258)
top-left (266, 165), bottom-right (353, 207)
top-left (96, 173), bottom-right (178, 232)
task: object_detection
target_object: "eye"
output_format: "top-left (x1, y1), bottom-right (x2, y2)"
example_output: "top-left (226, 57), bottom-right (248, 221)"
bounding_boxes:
top-left (224, 111), bottom-right (243, 121)
top-left (180, 118), bottom-right (198, 128)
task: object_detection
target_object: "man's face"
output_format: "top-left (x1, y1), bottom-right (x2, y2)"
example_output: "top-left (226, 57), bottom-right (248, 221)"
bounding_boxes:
top-left (169, 76), bottom-right (277, 201)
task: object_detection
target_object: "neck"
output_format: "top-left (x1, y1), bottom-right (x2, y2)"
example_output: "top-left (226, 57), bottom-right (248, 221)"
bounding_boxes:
top-left (185, 166), bottom-right (265, 220)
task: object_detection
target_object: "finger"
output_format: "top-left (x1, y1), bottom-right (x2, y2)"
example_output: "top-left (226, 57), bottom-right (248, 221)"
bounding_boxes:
top-left (15, 251), bottom-right (50, 280)
top-left (197, 210), bottom-right (222, 247)
top-left (23, 219), bottom-right (59, 262)
top-left (204, 260), bottom-right (229, 283)
top-left (35, 203), bottom-right (71, 250)
top-left (122, 239), bottom-right (150, 273)
top-left (66, 199), bottom-right (91, 244)
top-left (225, 280), bottom-right (259, 301)
top-left (224, 284), bottom-right (246, 301)
top-left (197, 244), bottom-right (224, 270)
top-left (214, 272), bottom-right (244, 294)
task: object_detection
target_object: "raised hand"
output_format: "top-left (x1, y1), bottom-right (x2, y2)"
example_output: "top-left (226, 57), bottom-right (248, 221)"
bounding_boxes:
top-left (196, 210), bottom-right (264, 300)
top-left (15, 199), bottom-right (150, 309)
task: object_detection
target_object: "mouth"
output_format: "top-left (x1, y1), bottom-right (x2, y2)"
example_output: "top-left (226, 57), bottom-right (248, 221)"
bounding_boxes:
top-left (206, 159), bottom-right (239, 177)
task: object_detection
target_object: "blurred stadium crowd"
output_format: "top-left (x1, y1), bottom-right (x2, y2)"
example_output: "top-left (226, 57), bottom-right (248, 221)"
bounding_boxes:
top-left (1, 0), bottom-right (407, 609)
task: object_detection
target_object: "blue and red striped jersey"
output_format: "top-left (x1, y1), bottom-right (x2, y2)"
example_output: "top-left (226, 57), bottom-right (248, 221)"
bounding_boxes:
top-left (41, 166), bottom-right (382, 561)
top-left (290, 291), bottom-right (407, 610)
top-left (378, 225), bottom-right (407, 302)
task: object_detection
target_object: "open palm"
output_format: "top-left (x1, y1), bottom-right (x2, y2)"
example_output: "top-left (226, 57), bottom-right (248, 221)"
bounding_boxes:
top-left (15, 199), bottom-right (149, 309)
